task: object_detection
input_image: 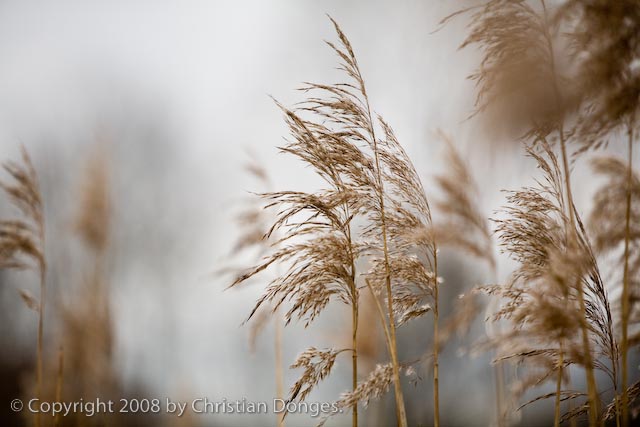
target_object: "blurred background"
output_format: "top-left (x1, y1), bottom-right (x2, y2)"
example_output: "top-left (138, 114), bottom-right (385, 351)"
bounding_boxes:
top-left (0, 1), bottom-right (636, 426)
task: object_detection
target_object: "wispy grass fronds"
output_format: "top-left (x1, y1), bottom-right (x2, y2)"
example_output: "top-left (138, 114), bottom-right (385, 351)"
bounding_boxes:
top-left (448, 1), bottom-right (620, 424)
top-left (0, 146), bottom-right (46, 427)
top-left (337, 363), bottom-right (394, 409)
top-left (236, 188), bottom-right (359, 326)
top-left (590, 155), bottom-right (640, 425)
top-left (0, 147), bottom-right (45, 270)
top-left (589, 157), bottom-right (640, 257)
top-left (604, 380), bottom-right (640, 422)
top-left (230, 20), bottom-right (366, 425)
top-left (488, 141), bottom-right (616, 425)
top-left (231, 17), bottom-right (444, 426)
top-left (561, 0), bottom-right (640, 148)
top-left (289, 347), bottom-right (342, 403)
top-left (443, 0), bottom-right (565, 130)
top-left (560, 3), bottom-right (640, 424)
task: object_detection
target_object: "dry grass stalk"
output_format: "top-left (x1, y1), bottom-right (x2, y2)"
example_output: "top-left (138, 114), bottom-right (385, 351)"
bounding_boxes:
top-left (538, 2), bottom-right (603, 412)
top-left (0, 146), bottom-right (46, 427)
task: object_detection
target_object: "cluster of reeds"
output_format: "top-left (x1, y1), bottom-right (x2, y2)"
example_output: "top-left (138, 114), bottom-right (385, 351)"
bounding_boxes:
top-left (231, 2), bottom-right (639, 426)
top-left (230, 17), bottom-right (442, 427)
top-left (0, 143), bottom-right (117, 427)
top-left (444, 0), bottom-right (639, 426)
top-left (0, 3), bottom-right (635, 427)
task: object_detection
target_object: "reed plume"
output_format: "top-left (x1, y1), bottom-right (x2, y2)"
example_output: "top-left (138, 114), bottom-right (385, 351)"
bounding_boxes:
top-left (442, 0), bottom-right (567, 131)
top-left (0, 146), bottom-right (46, 427)
top-left (561, 0), bottom-right (640, 151)
top-left (229, 22), bottom-right (366, 423)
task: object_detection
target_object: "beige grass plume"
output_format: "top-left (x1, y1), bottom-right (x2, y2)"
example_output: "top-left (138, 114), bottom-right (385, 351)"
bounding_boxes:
top-left (229, 18), bottom-right (367, 426)
top-left (0, 146), bottom-right (46, 427)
